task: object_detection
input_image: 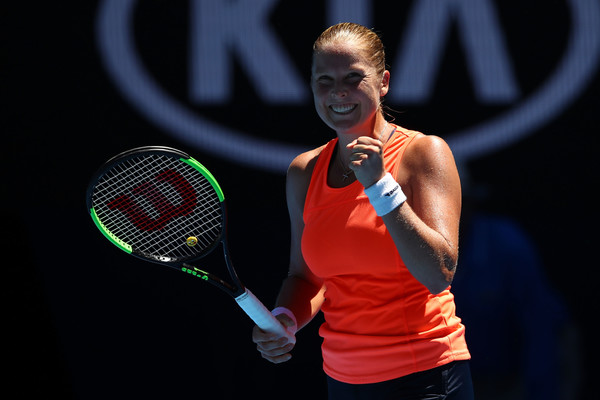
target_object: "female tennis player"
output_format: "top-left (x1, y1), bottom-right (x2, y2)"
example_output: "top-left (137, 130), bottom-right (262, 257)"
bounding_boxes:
top-left (253, 23), bottom-right (474, 399)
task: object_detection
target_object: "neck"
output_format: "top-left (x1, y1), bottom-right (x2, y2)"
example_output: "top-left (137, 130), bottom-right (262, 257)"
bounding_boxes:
top-left (335, 119), bottom-right (391, 175)
top-left (336, 118), bottom-right (390, 148)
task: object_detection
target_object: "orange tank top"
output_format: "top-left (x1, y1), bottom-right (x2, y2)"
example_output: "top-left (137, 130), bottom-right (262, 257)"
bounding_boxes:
top-left (301, 125), bottom-right (470, 384)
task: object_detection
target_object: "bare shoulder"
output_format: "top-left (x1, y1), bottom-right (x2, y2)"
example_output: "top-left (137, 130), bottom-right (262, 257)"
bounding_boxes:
top-left (286, 145), bottom-right (326, 209)
top-left (403, 134), bottom-right (456, 173)
top-left (287, 145), bottom-right (326, 185)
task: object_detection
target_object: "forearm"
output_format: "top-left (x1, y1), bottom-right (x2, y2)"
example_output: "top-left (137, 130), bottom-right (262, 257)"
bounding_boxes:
top-left (275, 274), bottom-right (325, 331)
top-left (382, 202), bottom-right (457, 294)
top-left (357, 135), bottom-right (461, 294)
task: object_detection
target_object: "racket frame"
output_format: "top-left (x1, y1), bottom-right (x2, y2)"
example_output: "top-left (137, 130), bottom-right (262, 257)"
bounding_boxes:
top-left (86, 146), bottom-right (294, 342)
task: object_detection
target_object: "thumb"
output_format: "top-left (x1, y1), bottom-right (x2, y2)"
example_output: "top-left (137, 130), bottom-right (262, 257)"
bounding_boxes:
top-left (276, 313), bottom-right (296, 329)
top-left (272, 307), bottom-right (298, 335)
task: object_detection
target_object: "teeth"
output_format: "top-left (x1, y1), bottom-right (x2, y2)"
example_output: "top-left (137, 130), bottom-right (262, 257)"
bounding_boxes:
top-left (330, 104), bottom-right (356, 114)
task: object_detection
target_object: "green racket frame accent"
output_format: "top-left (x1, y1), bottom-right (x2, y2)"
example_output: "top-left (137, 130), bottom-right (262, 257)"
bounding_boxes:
top-left (180, 157), bottom-right (225, 202)
top-left (90, 207), bottom-right (132, 254)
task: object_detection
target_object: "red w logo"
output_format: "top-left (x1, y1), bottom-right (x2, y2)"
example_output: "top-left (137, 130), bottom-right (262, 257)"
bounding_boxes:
top-left (107, 169), bottom-right (197, 231)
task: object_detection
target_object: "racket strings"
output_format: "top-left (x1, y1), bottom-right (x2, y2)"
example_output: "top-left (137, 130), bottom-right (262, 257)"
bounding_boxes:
top-left (92, 154), bottom-right (223, 262)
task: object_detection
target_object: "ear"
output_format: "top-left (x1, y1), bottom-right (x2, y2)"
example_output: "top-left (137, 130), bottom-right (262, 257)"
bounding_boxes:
top-left (380, 70), bottom-right (390, 97)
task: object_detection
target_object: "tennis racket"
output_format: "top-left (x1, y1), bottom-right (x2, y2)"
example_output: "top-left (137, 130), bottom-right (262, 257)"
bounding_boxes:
top-left (86, 146), bottom-right (294, 342)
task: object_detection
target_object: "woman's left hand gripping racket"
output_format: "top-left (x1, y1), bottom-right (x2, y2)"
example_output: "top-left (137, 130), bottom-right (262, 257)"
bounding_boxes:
top-left (86, 146), bottom-right (294, 342)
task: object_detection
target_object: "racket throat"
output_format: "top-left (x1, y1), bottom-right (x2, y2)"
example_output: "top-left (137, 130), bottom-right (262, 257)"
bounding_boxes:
top-left (182, 263), bottom-right (244, 296)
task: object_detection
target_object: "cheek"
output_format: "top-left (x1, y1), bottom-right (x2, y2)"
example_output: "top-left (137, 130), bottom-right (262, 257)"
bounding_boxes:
top-left (312, 88), bottom-right (331, 113)
top-left (312, 92), bottom-right (330, 123)
top-left (358, 81), bottom-right (380, 101)
top-left (312, 84), bottom-right (329, 101)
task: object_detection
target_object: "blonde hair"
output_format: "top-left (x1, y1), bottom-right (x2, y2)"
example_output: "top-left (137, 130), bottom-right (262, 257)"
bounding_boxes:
top-left (312, 22), bottom-right (386, 77)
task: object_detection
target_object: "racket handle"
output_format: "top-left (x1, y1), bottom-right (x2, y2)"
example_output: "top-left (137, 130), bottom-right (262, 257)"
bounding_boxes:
top-left (235, 288), bottom-right (296, 344)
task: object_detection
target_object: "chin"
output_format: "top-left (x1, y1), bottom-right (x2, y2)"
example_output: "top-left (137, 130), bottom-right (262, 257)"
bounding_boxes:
top-left (327, 114), bottom-right (363, 132)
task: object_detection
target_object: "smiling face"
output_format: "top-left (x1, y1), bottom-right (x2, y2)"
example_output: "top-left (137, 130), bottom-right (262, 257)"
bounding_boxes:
top-left (311, 40), bottom-right (389, 134)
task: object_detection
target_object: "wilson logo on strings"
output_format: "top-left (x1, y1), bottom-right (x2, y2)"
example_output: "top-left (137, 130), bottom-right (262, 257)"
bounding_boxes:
top-left (107, 169), bottom-right (197, 232)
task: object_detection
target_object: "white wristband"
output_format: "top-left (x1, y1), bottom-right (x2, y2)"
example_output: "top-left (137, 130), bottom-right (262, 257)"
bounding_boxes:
top-left (271, 307), bottom-right (298, 334)
top-left (364, 173), bottom-right (407, 216)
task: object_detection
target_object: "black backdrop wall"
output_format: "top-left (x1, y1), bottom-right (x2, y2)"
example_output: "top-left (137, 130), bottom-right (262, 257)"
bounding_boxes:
top-left (5, 1), bottom-right (598, 399)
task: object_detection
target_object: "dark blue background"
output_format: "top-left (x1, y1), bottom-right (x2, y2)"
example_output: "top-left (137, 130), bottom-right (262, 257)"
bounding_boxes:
top-left (5, 1), bottom-right (598, 398)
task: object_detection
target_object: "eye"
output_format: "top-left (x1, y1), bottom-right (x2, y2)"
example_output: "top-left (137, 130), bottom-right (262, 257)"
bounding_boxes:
top-left (345, 72), bottom-right (364, 83)
top-left (316, 75), bottom-right (333, 85)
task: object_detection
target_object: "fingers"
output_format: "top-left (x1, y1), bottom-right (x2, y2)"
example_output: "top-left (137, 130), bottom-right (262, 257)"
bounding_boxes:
top-left (346, 137), bottom-right (386, 187)
top-left (257, 339), bottom-right (295, 363)
top-left (252, 325), bottom-right (295, 363)
top-left (346, 137), bottom-right (384, 168)
top-left (346, 136), bottom-right (383, 154)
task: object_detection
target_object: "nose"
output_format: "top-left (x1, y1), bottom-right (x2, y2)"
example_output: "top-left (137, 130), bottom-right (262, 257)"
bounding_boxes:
top-left (331, 82), bottom-right (347, 99)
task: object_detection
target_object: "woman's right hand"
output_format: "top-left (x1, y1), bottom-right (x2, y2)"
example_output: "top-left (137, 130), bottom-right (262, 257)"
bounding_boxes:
top-left (252, 314), bottom-right (297, 363)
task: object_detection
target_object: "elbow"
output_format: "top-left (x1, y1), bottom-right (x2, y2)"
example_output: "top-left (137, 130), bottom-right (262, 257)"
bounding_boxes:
top-left (427, 276), bottom-right (453, 295)
top-left (427, 280), bottom-right (451, 294)
top-left (427, 280), bottom-right (452, 295)
top-left (427, 257), bottom-right (456, 295)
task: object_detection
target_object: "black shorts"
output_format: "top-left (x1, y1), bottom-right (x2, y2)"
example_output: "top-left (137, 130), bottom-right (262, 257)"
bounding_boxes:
top-left (326, 360), bottom-right (474, 400)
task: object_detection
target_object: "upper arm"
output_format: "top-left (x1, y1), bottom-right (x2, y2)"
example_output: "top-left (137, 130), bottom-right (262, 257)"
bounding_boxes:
top-left (285, 149), bottom-right (324, 285)
top-left (402, 135), bottom-right (462, 255)
top-left (278, 151), bottom-right (326, 320)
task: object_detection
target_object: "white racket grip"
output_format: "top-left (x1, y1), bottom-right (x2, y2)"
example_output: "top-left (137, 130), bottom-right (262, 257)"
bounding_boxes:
top-left (235, 288), bottom-right (296, 344)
